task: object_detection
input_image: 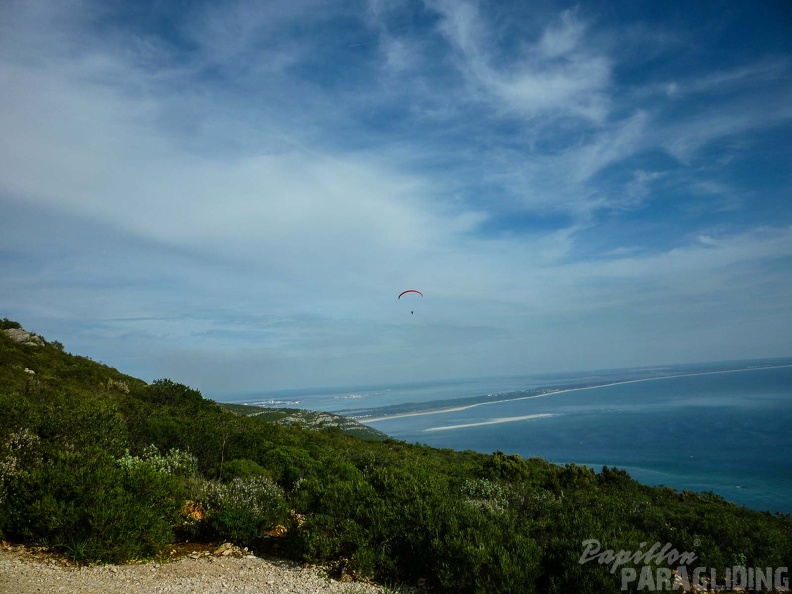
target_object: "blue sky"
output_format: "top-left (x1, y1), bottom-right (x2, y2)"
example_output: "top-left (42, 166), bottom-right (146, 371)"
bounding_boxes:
top-left (1, 0), bottom-right (791, 394)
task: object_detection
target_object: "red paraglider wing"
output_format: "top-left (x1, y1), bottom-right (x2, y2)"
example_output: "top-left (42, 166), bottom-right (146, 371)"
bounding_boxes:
top-left (398, 289), bottom-right (423, 299)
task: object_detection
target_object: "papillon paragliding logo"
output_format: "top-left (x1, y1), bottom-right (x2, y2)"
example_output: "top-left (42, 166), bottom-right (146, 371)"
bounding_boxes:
top-left (398, 289), bottom-right (423, 314)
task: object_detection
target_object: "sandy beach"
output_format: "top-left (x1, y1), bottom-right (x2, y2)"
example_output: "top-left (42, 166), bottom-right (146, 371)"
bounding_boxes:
top-left (423, 413), bottom-right (556, 432)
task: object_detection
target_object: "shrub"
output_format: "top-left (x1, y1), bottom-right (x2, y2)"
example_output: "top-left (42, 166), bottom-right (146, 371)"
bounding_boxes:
top-left (219, 458), bottom-right (269, 481)
top-left (145, 379), bottom-right (204, 406)
top-left (460, 478), bottom-right (508, 514)
top-left (483, 451), bottom-right (532, 481)
top-left (6, 448), bottom-right (181, 562)
top-left (431, 510), bottom-right (542, 594)
top-left (117, 444), bottom-right (197, 477)
top-left (1, 318), bottom-right (22, 330)
top-left (0, 428), bottom-right (42, 506)
top-left (192, 475), bottom-right (288, 545)
top-left (261, 446), bottom-right (317, 489)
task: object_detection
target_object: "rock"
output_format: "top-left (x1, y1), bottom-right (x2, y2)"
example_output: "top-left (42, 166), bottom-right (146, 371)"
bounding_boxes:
top-left (3, 328), bottom-right (45, 347)
top-left (214, 543), bottom-right (234, 556)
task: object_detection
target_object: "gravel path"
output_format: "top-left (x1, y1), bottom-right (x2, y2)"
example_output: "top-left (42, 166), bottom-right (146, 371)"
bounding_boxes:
top-left (0, 544), bottom-right (394, 594)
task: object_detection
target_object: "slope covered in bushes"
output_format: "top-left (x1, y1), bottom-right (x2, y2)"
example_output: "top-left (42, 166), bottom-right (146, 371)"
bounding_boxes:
top-left (1, 320), bottom-right (790, 593)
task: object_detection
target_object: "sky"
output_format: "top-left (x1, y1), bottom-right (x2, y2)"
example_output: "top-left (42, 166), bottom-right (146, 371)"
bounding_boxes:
top-left (1, 0), bottom-right (791, 396)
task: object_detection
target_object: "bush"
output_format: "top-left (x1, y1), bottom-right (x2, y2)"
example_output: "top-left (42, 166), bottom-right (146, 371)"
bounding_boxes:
top-left (193, 475), bottom-right (288, 545)
top-left (117, 444), bottom-right (197, 477)
top-left (461, 478), bottom-right (508, 514)
top-left (5, 448), bottom-right (182, 562)
top-left (145, 379), bottom-right (204, 407)
top-left (431, 508), bottom-right (542, 594)
top-left (1, 318), bottom-right (22, 330)
top-left (219, 458), bottom-right (269, 481)
top-left (261, 446), bottom-right (317, 489)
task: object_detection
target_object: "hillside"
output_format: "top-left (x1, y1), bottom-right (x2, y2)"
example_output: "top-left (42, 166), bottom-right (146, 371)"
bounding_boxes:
top-left (1, 319), bottom-right (791, 594)
top-left (218, 403), bottom-right (389, 441)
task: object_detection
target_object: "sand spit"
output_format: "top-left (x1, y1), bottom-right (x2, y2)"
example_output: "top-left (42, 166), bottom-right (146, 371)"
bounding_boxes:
top-left (423, 413), bottom-right (556, 432)
top-left (364, 364), bottom-right (792, 424)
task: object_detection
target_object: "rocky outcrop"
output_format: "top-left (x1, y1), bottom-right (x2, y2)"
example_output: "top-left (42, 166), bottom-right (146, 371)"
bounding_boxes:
top-left (2, 328), bottom-right (45, 347)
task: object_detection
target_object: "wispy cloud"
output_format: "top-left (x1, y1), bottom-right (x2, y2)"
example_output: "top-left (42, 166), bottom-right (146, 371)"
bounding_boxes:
top-left (428, 2), bottom-right (610, 122)
top-left (1, 0), bottom-right (790, 390)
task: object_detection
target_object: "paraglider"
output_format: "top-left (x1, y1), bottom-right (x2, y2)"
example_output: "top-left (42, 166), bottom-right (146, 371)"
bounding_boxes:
top-left (398, 289), bottom-right (423, 314)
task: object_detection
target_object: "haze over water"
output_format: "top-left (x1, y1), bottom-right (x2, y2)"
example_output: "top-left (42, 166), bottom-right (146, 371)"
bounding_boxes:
top-left (226, 359), bottom-right (792, 514)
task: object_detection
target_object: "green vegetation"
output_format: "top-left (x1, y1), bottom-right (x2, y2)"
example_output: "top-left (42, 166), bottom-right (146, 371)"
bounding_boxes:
top-left (219, 403), bottom-right (389, 441)
top-left (1, 321), bottom-right (790, 592)
top-left (1, 318), bottom-right (22, 330)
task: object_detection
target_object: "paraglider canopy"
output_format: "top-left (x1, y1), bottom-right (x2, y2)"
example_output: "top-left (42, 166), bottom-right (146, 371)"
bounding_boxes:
top-left (398, 289), bottom-right (422, 314)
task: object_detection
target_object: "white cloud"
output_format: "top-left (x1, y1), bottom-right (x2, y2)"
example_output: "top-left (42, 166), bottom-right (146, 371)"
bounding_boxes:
top-left (182, 0), bottom-right (327, 69)
top-left (565, 111), bottom-right (648, 184)
top-left (663, 104), bottom-right (792, 163)
top-left (428, 1), bottom-right (611, 122)
top-left (538, 9), bottom-right (586, 58)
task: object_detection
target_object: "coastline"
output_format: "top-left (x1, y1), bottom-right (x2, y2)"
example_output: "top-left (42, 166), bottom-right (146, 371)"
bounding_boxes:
top-left (362, 363), bottom-right (792, 424)
top-left (359, 363), bottom-right (792, 514)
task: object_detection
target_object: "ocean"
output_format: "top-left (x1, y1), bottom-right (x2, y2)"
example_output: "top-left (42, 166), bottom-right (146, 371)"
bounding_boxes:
top-left (224, 359), bottom-right (792, 515)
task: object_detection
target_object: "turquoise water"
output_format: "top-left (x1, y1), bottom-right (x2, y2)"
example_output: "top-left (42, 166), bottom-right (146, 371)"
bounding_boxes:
top-left (224, 360), bottom-right (792, 514)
